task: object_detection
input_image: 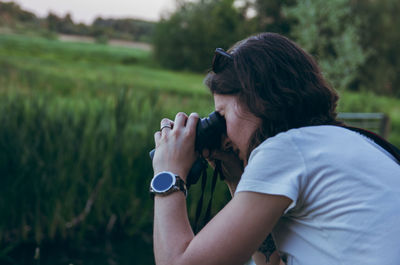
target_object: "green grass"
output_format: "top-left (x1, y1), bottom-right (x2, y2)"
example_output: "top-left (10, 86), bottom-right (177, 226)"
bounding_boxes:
top-left (337, 90), bottom-right (400, 147)
top-left (0, 34), bottom-right (208, 97)
top-left (0, 33), bottom-right (399, 264)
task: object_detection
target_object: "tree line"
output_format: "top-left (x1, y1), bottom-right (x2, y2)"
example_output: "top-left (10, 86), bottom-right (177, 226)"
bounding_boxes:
top-left (0, 1), bottom-right (155, 43)
top-left (153, 0), bottom-right (400, 96)
top-left (1, 0), bottom-right (399, 96)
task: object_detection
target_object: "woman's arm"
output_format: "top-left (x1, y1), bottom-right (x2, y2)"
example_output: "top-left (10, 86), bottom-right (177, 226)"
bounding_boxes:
top-left (154, 190), bottom-right (291, 265)
top-left (213, 155), bottom-right (284, 265)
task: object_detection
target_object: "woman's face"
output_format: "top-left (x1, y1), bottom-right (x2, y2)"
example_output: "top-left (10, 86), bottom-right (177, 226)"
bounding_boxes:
top-left (214, 94), bottom-right (261, 162)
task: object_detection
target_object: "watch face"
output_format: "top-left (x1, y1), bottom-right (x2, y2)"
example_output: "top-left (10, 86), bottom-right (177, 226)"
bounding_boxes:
top-left (152, 172), bottom-right (175, 193)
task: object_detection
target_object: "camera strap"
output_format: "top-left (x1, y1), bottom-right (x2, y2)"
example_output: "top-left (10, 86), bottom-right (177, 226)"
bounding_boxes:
top-left (193, 160), bottom-right (223, 233)
top-left (204, 160), bottom-right (221, 223)
top-left (193, 160), bottom-right (208, 231)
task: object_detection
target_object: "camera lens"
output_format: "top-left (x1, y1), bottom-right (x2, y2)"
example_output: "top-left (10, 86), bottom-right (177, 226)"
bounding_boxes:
top-left (149, 112), bottom-right (225, 158)
top-left (195, 111), bottom-right (226, 151)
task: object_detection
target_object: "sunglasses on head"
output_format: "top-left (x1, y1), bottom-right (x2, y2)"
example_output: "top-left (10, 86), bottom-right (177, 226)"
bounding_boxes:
top-left (212, 48), bottom-right (233, 73)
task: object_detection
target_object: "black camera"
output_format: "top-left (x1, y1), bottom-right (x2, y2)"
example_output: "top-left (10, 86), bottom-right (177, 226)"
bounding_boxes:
top-left (194, 111), bottom-right (226, 151)
top-left (149, 111), bottom-right (226, 186)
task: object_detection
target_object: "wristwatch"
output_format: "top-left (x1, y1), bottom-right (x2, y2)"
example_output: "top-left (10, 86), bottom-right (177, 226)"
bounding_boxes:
top-left (150, 171), bottom-right (187, 198)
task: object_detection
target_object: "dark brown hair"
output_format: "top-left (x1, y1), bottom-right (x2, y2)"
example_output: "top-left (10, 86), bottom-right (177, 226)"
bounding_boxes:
top-left (204, 32), bottom-right (341, 159)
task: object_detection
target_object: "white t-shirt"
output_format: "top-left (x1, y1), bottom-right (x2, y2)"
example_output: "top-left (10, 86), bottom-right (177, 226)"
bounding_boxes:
top-left (236, 125), bottom-right (400, 265)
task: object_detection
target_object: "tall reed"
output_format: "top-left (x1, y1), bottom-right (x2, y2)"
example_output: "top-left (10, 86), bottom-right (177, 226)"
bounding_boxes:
top-left (0, 89), bottom-right (163, 245)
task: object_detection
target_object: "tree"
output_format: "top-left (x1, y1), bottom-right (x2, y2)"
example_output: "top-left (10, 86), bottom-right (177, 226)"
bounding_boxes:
top-left (153, 0), bottom-right (246, 72)
top-left (91, 17), bottom-right (155, 42)
top-left (352, 0), bottom-right (400, 96)
top-left (284, 0), bottom-right (366, 91)
top-left (0, 1), bottom-right (37, 25)
top-left (58, 13), bottom-right (75, 34)
top-left (250, 0), bottom-right (296, 34)
top-left (46, 12), bottom-right (63, 32)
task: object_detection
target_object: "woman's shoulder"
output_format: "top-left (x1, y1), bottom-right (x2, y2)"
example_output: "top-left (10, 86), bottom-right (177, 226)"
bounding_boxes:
top-left (253, 124), bottom-right (397, 166)
top-left (250, 125), bottom-right (383, 163)
top-left (254, 125), bottom-right (349, 151)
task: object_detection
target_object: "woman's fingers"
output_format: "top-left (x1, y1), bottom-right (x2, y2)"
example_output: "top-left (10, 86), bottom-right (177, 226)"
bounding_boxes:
top-left (186, 113), bottom-right (199, 136)
top-left (160, 118), bottom-right (173, 128)
top-left (152, 112), bottom-right (199, 179)
top-left (160, 118), bottom-right (173, 132)
top-left (174, 112), bottom-right (188, 129)
top-left (154, 130), bottom-right (161, 147)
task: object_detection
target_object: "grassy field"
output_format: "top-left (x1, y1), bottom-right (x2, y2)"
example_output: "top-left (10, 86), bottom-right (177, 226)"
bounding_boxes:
top-left (0, 33), bottom-right (226, 265)
top-left (1, 33), bottom-right (399, 134)
top-left (0, 33), bottom-right (399, 265)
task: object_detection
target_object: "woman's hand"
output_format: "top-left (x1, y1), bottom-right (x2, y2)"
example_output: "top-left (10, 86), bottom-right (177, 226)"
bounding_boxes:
top-left (153, 112), bottom-right (199, 182)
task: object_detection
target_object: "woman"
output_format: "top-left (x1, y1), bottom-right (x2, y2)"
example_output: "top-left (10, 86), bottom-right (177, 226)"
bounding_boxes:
top-left (150, 33), bottom-right (400, 265)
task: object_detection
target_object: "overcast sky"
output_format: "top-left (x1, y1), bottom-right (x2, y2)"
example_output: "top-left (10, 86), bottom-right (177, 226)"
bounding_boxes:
top-left (5, 0), bottom-right (176, 24)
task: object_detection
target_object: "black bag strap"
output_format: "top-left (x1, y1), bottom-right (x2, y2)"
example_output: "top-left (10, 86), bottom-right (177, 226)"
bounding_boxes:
top-left (341, 125), bottom-right (400, 163)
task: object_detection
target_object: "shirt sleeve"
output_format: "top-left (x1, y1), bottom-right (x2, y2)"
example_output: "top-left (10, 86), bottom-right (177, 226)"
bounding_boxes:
top-left (235, 133), bottom-right (306, 214)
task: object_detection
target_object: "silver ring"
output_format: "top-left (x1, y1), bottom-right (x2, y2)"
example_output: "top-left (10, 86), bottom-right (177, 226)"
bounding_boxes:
top-left (160, 124), bottom-right (172, 131)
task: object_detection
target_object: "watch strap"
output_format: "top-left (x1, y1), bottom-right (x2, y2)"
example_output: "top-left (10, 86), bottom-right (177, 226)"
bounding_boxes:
top-left (174, 176), bottom-right (188, 197)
